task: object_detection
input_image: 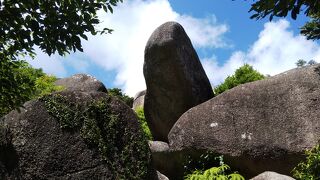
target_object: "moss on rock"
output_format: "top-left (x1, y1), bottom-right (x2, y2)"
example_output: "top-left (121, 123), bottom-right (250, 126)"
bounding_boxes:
top-left (40, 93), bottom-right (152, 179)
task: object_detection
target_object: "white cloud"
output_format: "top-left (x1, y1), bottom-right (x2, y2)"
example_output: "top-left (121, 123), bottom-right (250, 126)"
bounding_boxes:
top-left (28, 2), bottom-right (320, 97)
top-left (177, 15), bottom-right (229, 48)
top-left (203, 19), bottom-right (320, 87)
top-left (29, 0), bottom-right (229, 96)
top-left (27, 49), bottom-right (67, 77)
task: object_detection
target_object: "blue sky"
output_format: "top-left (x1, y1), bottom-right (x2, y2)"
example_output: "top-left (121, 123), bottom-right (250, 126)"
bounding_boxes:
top-left (27, 0), bottom-right (320, 96)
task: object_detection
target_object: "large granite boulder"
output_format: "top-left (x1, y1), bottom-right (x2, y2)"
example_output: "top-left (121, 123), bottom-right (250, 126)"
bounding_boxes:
top-left (250, 171), bottom-right (295, 180)
top-left (169, 64), bottom-right (320, 178)
top-left (133, 90), bottom-right (146, 110)
top-left (143, 21), bottom-right (214, 141)
top-left (55, 74), bottom-right (107, 92)
top-left (0, 90), bottom-right (155, 179)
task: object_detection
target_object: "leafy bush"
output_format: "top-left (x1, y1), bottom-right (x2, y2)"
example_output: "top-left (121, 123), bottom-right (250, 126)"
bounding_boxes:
top-left (0, 60), bottom-right (62, 117)
top-left (184, 164), bottom-right (244, 180)
top-left (214, 64), bottom-right (265, 95)
top-left (34, 75), bottom-right (64, 97)
top-left (292, 144), bottom-right (320, 180)
top-left (183, 152), bottom-right (244, 180)
top-left (108, 88), bottom-right (133, 107)
top-left (135, 107), bottom-right (152, 140)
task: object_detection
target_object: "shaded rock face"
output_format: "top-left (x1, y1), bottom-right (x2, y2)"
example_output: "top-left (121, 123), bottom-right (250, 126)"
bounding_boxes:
top-left (250, 171), bottom-right (296, 180)
top-left (144, 21), bottom-right (214, 141)
top-left (133, 90), bottom-right (146, 110)
top-left (148, 140), bottom-right (188, 180)
top-left (55, 74), bottom-right (107, 92)
top-left (0, 90), bottom-right (154, 179)
top-left (169, 65), bottom-right (320, 178)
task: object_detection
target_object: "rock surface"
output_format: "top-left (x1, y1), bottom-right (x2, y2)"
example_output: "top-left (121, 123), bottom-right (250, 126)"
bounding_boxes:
top-left (144, 21), bottom-right (214, 141)
top-left (169, 64), bottom-right (320, 178)
top-left (148, 141), bottom-right (189, 179)
top-left (0, 90), bottom-right (154, 179)
top-left (133, 90), bottom-right (146, 110)
top-left (157, 171), bottom-right (169, 180)
top-left (250, 171), bottom-right (296, 180)
top-left (55, 74), bottom-right (107, 92)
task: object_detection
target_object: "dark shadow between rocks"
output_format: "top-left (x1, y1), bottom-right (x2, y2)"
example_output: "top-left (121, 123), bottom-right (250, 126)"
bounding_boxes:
top-left (0, 143), bottom-right (19, 175)
top-left (0, 125), bottom-right (20, 178)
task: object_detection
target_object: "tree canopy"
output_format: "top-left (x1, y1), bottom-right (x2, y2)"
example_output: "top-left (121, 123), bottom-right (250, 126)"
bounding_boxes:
top-left (248, 0), bottom-right (320, 40)
top-left (0, 60), bottom-right (63, 117)
top-left (296, 59), bottom-right (316, 67)
top-left (214, 64), bottom-right (265, 95)
top-left (0, 0), bottom-right (122, 117)
top-left (0, 0), bottom-right (122, 60)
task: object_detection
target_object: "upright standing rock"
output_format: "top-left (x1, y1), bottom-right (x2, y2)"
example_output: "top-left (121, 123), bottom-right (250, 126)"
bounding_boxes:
top-left (143, 21), bottom-right (214, 141)
top-left (133, 90), bottom-right (146, 110)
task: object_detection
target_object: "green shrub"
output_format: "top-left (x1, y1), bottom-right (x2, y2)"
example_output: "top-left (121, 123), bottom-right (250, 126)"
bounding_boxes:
top-left (292, 144), bottom-right (320, 180)
top-left (108, 88), bottom-right (134, 107)
top-left (0, 60), bottom-right (62, 117)
top-left (135, 107), bottom-right (152, 140)
top-left (34, 75), bottom-right (64, 97)
top-left (184, 153), bottom-right (244, 180)
top-left (214, 64), bottom-right (265, 95)
top-left (184, 164), bottom-right (244, 180)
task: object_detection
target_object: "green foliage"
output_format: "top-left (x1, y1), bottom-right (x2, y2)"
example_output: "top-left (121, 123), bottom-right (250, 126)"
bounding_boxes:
top-left (247, 0), bottom-right (320, 40)
top-left (0, 60), bottom-right (62, 117)
top-left (301, 13), bottom-right (320, 40)
top-left (214, 64), bottom-right (265, 95)
top-left (0, 0), bottom-right (122, 117)
top-left (0, 59), bottom-right (36, 117)
top-left (0, 0), bottom-right (123, 60)
top-left (135, 107), bottom-right (153, 140)
top-left (183, 152), bottom-right (244, 180)
top-left (183, 151), bottom-right (220, 175)
top-left (308, 60), bottom-right (317, 65)
top-left (296, 59), bottom-right (317, 67)
top-left (185, 163), bottom-right (244, 180)
top-left (40, 94), bottom-right (151, 179)
top-left (108, 88), bottom-right (134, 107)
top-left (296, 59), bottom-right (307, 67)
top-left (292, 144), bottom-right (320, 180)
top-left (34, 75), bottom-right (64, 97)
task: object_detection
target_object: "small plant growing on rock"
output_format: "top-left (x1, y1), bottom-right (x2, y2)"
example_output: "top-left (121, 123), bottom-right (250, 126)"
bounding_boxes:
top-left (184, 164), bottom-right (244, 180)
top-left (292, 144), bottom-right (320, 180)
top-left (135, 107), bottom-right (152, 140)
top-left (40, 94), bottom-right (151, 179)
top-left (184, 152), bottom-right (244, 180)
top-left (108, 88), bottom-right (134, 107)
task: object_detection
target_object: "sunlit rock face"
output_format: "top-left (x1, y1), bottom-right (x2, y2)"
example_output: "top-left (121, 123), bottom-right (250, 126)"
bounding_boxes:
top-left (169, 64), bottom-right (320, 178)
